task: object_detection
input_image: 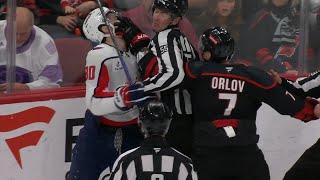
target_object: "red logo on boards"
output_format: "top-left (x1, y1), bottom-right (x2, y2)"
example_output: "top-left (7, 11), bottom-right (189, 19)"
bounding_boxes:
top-left (0, 106), bottom-right (55, 168)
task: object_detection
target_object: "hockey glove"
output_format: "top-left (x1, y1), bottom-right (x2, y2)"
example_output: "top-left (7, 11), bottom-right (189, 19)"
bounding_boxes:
top-left (294, 97), bottom-right (320, 122)
top-left (115, 16), bottom-right (150, 55)
top-left (114, 82), bottom-right (147, 110)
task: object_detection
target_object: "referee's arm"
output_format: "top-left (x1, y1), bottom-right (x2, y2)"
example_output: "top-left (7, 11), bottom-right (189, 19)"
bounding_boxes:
top-left (282, 71), bottom-right (320, 98)
top-left (143, 31), bottom-right (185, 93)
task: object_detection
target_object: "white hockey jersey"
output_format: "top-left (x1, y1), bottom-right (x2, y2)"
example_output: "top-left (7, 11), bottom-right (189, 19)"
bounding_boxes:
top-left (0, 21), bottom-right (62, 89)
top-left (85, 43), bottom-right (140, 126)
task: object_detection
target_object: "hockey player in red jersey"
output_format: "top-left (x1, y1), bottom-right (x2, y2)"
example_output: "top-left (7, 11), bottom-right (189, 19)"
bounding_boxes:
top-left (68, 7), bottom-right (151, 180)
top-left (184, 26), bottom-right (320, 180)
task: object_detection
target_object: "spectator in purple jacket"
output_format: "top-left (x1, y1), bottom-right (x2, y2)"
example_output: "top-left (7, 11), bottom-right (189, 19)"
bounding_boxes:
top-left (0, 7), bottom-right (62, 92)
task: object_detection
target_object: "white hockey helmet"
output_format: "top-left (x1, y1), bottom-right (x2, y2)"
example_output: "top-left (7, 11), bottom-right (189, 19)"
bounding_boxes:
top-left (82, 7), bottom-right (117, 43)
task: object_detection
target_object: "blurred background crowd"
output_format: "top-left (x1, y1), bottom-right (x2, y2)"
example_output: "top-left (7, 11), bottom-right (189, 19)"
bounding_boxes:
top-left (1, 0), bottom-right (320, 91)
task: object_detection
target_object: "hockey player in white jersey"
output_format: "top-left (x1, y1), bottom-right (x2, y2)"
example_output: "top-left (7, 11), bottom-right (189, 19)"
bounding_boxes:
top-left (68, 7), bottom-right (151, 180)
top-left (0, 7), bottom-right (62, 92)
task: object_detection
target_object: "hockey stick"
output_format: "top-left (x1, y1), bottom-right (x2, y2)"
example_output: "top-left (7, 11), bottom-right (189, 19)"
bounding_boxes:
top-left (95, 0), bottom-right (133, 84)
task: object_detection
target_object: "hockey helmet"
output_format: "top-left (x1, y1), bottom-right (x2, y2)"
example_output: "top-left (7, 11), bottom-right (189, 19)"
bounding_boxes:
top-left (152, 0), bottom-right (188, 17)
top-left (138, 100), bottom-right (173, 137)
top-left (82, 7), bottom-right (117, 43)
top-left (199, 26), bottom-right (234, 63)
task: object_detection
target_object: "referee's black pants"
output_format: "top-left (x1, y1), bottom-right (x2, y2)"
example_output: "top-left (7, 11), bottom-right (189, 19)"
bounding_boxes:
top-left (193, 144), bottom-right (270, 180)
top-left (283, 138), bottom-right (320, 180)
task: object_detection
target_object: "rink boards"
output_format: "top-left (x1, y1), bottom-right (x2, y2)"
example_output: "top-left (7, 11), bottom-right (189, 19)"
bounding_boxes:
top-left (0, 87), bottom-right (320, 180)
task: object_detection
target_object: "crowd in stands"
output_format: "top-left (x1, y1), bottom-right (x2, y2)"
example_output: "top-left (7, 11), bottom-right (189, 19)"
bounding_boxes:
top-left (1, 0), bottom-right (320, 92)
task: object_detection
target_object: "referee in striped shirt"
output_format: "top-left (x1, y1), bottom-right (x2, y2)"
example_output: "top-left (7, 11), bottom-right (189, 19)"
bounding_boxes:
top-left (109, 100), bottom-right (198, 180)
top-left (270, 69), bottom-right (320, 180)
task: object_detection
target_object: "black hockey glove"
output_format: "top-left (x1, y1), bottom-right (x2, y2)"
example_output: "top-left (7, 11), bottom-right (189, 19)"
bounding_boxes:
top-left (115, 16), bottom-right (150, 55)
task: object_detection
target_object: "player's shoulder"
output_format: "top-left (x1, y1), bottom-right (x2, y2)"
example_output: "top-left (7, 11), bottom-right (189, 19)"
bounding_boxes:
top-left (248, 8), bottom-right (271, 29)
top-left (33, 25), bottom-right (54, 43)
top-left (157, 27), bottom-right (184, 40)
top-left (238, 65), bottom-right (275, 88)
top-left (87, 43), bottom-right (118, 61)
top-left (0, 21), bottom-right (5, 41)
top-left (112, 147), bottom-right (141, 171)
top-left (185, 61), bottom-right (206, 78)
top-left (0, 20), bottom-right (5, 29)
top-left (32, 25), bottom-right (58, 56)
top-left (169, 147), bottom-right (193, 164)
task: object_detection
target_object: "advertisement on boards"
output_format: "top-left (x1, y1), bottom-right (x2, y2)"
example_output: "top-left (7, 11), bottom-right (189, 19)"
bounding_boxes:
top-left (1, 98), bottom-right (320, 180)
top-left (0, 98), bottom-right (87, 180)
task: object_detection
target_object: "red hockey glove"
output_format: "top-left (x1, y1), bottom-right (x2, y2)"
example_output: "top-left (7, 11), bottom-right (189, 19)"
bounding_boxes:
top-left (115, 16), bottom-right (150, 55)
top-left (294, 97), bottom-right (320, 122)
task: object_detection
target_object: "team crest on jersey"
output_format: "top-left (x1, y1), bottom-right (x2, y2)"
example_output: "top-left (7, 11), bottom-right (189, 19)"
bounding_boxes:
top-left (114, 61), bottom-right (123, 71)
top-left (160, 45), bottom-right (168, 54)
top-left (226, 67), bottom-right (233, 72)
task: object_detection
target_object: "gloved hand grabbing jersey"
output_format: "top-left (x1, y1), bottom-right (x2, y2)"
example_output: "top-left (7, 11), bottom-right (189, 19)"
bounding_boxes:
top-left (114, 82), bottom-right (155, 110)
top-left (115, 16), bottom-right (150, 55)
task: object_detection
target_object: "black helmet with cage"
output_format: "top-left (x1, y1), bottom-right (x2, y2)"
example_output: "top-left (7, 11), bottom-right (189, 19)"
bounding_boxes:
top-left (152, 0), bottom-right (188, 17)
top-left (199, 26), bottom-right (235, 63)
top-left (138, 100), bottom-right (173, 137)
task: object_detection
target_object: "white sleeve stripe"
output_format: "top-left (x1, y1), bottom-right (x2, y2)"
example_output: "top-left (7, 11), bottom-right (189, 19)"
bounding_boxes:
top-left (178, 163), bottom-right (188, 180)
top-left (294, 75), bottom-right (320, 92)
top-left (126, 161), bottom-right (137, 180)
top-left (191, 168), bottom-right (198, 180)
top-left (112, 147), bottom-right (140, 172)
top-left (112, 162), bottom-right (123, 180)
top-left (171, 148), bottom-right (191, 160)
top-left (144, 31), bottom-right (185, 92)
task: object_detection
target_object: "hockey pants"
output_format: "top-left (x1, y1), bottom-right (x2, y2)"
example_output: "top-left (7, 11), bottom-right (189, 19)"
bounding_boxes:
top-left (68, 110), bottom-right (143, 180)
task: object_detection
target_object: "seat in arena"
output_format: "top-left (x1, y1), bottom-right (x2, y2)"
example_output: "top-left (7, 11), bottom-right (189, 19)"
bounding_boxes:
top-left (54, 38), bottom-right (92, 86)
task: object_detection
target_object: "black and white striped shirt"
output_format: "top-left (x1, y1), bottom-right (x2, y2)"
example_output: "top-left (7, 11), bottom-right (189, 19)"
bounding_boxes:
top-left (282, 70), bottom-right (320, 98)
top-left (140, 27), bottom-right (199, 115)
top-left (109, 137), bottom-right (198, 180)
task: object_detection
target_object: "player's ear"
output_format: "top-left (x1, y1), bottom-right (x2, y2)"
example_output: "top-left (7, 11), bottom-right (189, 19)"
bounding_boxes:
top-left (98, 25), bottom-right (109, 34)
top-left (202, 51), bottom-right (212, 61)
top-left (171, 16), bottom-right (181, 26)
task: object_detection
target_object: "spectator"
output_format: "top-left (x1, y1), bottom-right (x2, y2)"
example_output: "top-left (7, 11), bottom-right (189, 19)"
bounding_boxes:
top-left (61, 0), bottom-right (92, 15)
top-left (104, 0), bottom-right (140, 11)
top-left (68, 7), bottom-right (146, 179)
top-left (239, 0), bottom-right (317, 73)
top-left (0, 0), bottom-right (37, 20)
top-left (35, 0), bottom-right (97, 38)
top-left (110, 100), bottom-right (198, 180)
top-left (185, 0), bottom-right (208, 33)
top-left (185, 26), bottom-right (320, 180)
top-left (241, 0), bottom-right (264, 21)
top-left (189, 0), bottom-right (244, 42)
top-left (121, 0), bottom-right (199, 49)
top-left (0, 7), bottom-right (62, 92)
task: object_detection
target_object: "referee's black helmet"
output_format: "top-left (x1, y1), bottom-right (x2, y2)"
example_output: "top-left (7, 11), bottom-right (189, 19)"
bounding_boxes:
top-left (152, 0), bottom-right (188, 17)
top-left (138, 100), bottom-right (173, 137)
